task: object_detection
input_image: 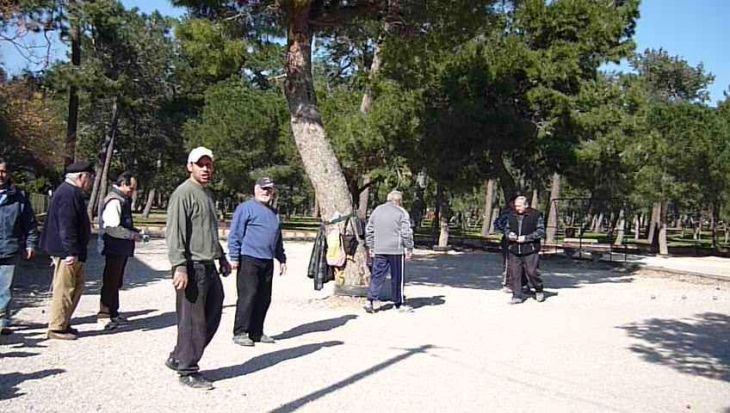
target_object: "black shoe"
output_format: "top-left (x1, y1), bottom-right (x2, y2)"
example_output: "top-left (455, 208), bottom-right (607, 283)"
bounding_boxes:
top-left (363, 301), bottom-right (374, 314)
top-left (233, 334), bottom-right (255, 347)
top-left (179, 373), bottom-right (214, 390)
top-left (535, 292), bottom-right (545, 302)
top-left (509, 296), bottom-right (524, 305)
top-left (66, 327), bottom-right (80, 335)
top-left (253, 334), bottom-right (275, 344)
top-left (165, 357), bottom-right (179, 372)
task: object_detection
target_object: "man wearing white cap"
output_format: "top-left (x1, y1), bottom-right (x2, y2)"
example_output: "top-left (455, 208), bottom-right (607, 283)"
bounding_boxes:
top-left (228, 177), bottom-right (286, 347)
top-left (164, 147), bottom-right (231, 390)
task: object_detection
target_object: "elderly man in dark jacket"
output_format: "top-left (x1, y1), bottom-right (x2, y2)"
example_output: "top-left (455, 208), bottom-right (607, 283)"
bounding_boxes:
top-left (0, 158), bottom-right (39, 335)
top-left (40, 161), bottom-right (94, 340)
top-left (504, 195), bottom-right (546, 304)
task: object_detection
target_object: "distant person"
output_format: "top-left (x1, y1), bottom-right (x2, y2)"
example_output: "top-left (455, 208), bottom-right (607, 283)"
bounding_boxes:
top-left (97, 172), bottom-right (143, 330)
top-left (40, 161), bottom-right (94, 340)
top-left (504, 196), bottom-right (545, 304)
top-left (0, 158), bottom-right (39, 335)
top-left (165, 147), bottom-right (231, 390)
top-left (228, 177), bottom-right (287, 347)
top-left (364, 190), bottom-right (414, 313)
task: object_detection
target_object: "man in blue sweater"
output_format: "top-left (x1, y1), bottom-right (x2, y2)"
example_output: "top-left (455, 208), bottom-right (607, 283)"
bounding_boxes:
top-left (0, 158), bottom-right (39, 335)
top-left (228, 177), bottom-right (287, 347)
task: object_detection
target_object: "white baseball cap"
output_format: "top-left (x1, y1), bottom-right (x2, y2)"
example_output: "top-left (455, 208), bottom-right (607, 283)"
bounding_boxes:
top-left (187, 147), bottom-right (214, 164)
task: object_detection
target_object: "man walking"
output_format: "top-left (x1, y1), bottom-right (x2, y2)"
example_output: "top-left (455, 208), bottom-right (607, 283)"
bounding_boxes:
top-left (364, 190), bottom-right (414, 313)
top-left (40, 161), bottom-right (94, 340)
top-left (0, 158), bottom-right (39, 335)
top-left (504, 196), bottom-right (546, 304)
top-left (97, 172), bottom-right (142, 330)
top-left (228, 177), bottom-right (287, 347)
top-left (494, 192), bottom-right (528, 294)
top-left (165, 147), bottom-right (231, 390)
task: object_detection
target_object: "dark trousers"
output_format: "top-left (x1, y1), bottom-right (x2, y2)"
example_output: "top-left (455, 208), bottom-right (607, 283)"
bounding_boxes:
top-left (233, 255), bottom-right (274, 339)
top-left (99, 255), bottom-right (128, 319)
top-left (508, 252), bottom-right (543, 298)
top-left (367, 254), bottom-right (404, 305)
top-left (171, 261), bottom-right (224, 376)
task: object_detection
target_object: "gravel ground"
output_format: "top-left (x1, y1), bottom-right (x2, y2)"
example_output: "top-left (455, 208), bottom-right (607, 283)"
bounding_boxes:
top-left (1, 239), bottom-right (729, 413)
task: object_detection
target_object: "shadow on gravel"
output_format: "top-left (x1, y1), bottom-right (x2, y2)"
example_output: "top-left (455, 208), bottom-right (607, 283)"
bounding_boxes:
top-left (273, 315), bottom-right (357, 340)
top-left (0, 323), bottom-right (49, 349)
top-left (407, 253), bottom-right (634, 291)
top-left (0, 351), bottom-right (38, 358)
top-left (378, 295), bottom-right (446, 312)
top-left (205, 340), bottom-right (344, 382)
top-left (0, 368), bottom-right (65, 401)
top-left (12, 239), bottom-right (171, 312)
top-left (619, 312), bottom-right (730, 383)
top-left (78, 310), bottom-right (176, 338)
top-left (270, 344), bottom-right (435, 413)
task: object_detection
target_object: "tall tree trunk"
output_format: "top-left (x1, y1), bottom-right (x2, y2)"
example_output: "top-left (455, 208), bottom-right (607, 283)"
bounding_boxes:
top-left (493, 153), bottom-right (516, 203)
top-left (658, 201), bottom-right (669, 255)
top-left (593, 212), bottom-right (604, 233)
top-left (711, 202), bottom-right (720, 251)
top-left (87, 99), bottom-right (120, 222)
top-left (633, 215), bottom-right (640, 241)
top-left (357, 175), bottom-right (370, 221)
top-left (546, 173), bottom-right (561, 244)
top-left (480, 179), bottom-right (495, 237)
top-left (312, 194), bottom-right (320, 218)
top-left (142, 188), bottom-right (156, 219)
top-left (614, 209), bottom-right (626, 245)
top-left (437, 190), bottom-right (450, 249)
top-left (648, 202), bottom-right (660, 244)
top-left (284, 4), bottom-right (367, 289)
top-left (131, 187), bottom-right (138, 211)
top-left (63, 1), bottom-right (81, 167)
top-left (488, 207), bottom-right (499, 234)
top-left (531, 188), bottom-right (539, 211)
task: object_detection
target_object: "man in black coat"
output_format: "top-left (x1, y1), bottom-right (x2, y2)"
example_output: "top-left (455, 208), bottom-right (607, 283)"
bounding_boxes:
top-left (504, 195), bottom-right (546, 304)
top-left (40, 161), bottom-right (94, 340)
top-left (0, 158), bottom-right (39, 335)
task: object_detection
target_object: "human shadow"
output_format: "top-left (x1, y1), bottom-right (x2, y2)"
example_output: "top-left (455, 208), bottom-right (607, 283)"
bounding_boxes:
top-left (0, 351), bottom-right (38, 359)
top-left (0, 368), bottom-right (65, 401)
top-left (205, 340), bottom-right (344, 382)
top-left (270, 344), bottom-right (435, 413)
top-left (377, 295), bottom-right (446, 312)
top-left (618, 312), bottom-right (730, 382)
top-left (12, 238), bottom-right (172, 311)
top-left (407, 252), bottom-right (634, 291)
top-left (273, 315), bottom-right (357, 340)
top-left (77, 310), bottom-right (176, 339)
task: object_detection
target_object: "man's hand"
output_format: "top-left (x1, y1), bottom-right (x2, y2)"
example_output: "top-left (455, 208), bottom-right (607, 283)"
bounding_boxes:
top-left (230, 260), bottom-right (239, 271)
top-left (279, 263), bottom-right (287, 276)
top-left (25, 249), bottom-right (34, 260)
top-left (172, 269), bottom-right (188, 290)
top-left (64, 255), bottom-right (77, 266)
top-left (405, 250), bottom-right (413, 261)
top-left (219, 259), bottom-right (232, 277)
top-left (508, 232), bottom-right (518, 241)
top-left (133, 232), bottom-right (143, 242)
top-left (517, 235), bottom-right (526, 243)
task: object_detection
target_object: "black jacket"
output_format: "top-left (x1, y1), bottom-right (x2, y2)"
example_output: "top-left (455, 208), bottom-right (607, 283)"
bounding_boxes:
top-left (98, 187), bottom-right (137, 257)
top-left (0, 182), bottom-right (39, 259)
top-left (39, 181), bottom-right (91, 262)
top-left (505, 208), bottom-right (545, 256)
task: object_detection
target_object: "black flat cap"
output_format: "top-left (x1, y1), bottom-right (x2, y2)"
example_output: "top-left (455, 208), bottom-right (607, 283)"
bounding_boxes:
top-left (255, 177), bottom-right (274, 188)
top-left (65, 161), bottom-right (95, 174)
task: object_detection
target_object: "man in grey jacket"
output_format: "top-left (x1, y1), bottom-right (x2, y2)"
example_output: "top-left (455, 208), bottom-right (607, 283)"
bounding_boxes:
top-left (364, 190), bottom-right (414, 313)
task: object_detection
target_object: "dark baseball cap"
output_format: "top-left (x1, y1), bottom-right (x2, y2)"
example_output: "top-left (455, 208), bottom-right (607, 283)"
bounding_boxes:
top-left (256, 177), bottom-right (274, 189)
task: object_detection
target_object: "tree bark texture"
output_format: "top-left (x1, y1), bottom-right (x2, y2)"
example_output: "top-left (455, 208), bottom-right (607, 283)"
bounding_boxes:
top-left (87, 99), bottom-right (120, 222)
top-left (64, 2), bottom-right (81, 168)
top-left (531, 189), bottom-right (539, 211)
top-left (614, 209), bottom-right (626, 246)
top-left (284, 4), bottom-right (367, 288)
top-left (357, 175), bottom-right (370, 221)
top-left (546, 173), bottom-right (561, 244)
top-left (658, 201), bottom-right (669, 255)
top-left (494, 154), bottom-right (516, 203)
top-left (142, 188), bottom-right (156, 219)
top-left (480, 179), bottom-right (495, 237)
top-left (648, 202), bottom-right (660, 244)
top-left (593, 212), bottom-right (604, 233)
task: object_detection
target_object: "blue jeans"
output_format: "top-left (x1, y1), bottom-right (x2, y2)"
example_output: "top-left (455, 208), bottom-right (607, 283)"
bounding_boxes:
top-left (0, 258), bottom-right (17, 327)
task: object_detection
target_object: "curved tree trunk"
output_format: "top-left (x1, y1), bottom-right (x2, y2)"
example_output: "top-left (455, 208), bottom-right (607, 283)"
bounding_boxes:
top-left (480, 179), bottom-right (495, 237)
top-left (284, 4), bottom-right (368, 290)
top-left (142, 188), bottom-right (156, 219)
top-left (546, 173), bottom-right (560, 244)
top-left (87, 99), bottom-right (120, 222)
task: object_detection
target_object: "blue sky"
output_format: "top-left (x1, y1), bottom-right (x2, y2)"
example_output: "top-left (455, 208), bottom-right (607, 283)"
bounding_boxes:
top-left (1, 0), bottom-right (728, 104)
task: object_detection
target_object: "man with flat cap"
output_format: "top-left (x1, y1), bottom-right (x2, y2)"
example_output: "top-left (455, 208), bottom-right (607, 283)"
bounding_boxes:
top-left (165, 147), bottom-right (231, 390)
top-left (228, 177), bottom-right (286, 347)
top-left (40, 161), bottom-right (94, 340)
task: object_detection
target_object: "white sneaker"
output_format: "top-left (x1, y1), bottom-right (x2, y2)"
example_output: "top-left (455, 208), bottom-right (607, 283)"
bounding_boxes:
top-left (397, 305), bottom-right (414, 313)
top-left (97, 319), bottom-right (117, 331)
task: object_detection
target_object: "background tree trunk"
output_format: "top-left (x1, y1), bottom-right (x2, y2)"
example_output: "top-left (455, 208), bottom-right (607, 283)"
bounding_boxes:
top-left (64, 0), bottom-right (81, 167)
top-left (546, 173), bottom-right (561, 244)
top-left (142, 188), bottom-right (156, 219)
top-left (531, 188), bottom-right (539, 211)
top-left (284, 4), bottom-right (367, 290)
top-left (711, 202), bottom-right (720, 251)
top-left (634, 215), bottom-right (640, 241)
top-left (648, 202), bottom-right (660, 244)
top-left (489, 207), bottom-right (499, 234)
top-left (614, 209), bottom-right (626, 245)
top-left (494, 154), bottom-right (516, 203)
top-left (658, 201), bottom-right (669, 255)
top-left (593, 212), bottom-right (604, 233)
top-left (87, 99), bottom-right (120, 222)
top-left (357, 175), bottom-right (370, 221)
top-left (480, 179), bottom-right (495, 237)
